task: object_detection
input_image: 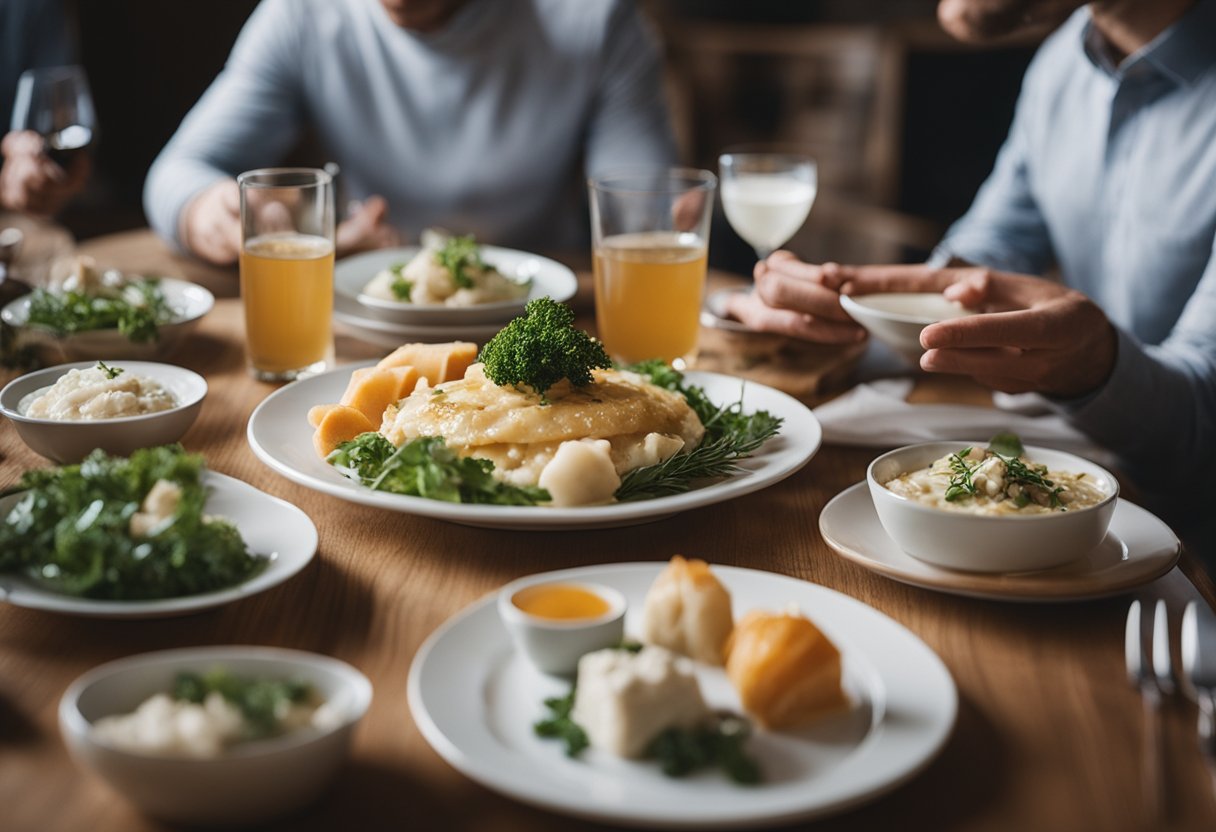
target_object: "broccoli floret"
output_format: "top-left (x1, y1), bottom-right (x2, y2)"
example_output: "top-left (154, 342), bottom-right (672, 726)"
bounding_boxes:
top-left (480, 298), bottom-right (611, 396)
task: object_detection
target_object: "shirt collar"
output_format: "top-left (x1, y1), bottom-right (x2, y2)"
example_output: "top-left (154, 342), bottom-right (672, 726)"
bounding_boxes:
top-left (1082, 0), bottom-right (1216, 87)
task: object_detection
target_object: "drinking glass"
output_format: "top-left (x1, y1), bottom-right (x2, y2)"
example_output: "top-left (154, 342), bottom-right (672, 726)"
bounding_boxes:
top-left (718, 151), bottom-right (817, 261)
top-left (238, 168), bottom-right (335, 381)
top-left (589, 168), bottom-right (716, 368)
top-left (11, 65), bottom-right (96, 167)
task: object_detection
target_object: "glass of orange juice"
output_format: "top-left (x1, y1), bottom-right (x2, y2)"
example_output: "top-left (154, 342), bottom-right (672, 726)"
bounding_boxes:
top-left (589, 168), bottom-right (716, 367)
top-left (237, 168), bottom-right (335, 381)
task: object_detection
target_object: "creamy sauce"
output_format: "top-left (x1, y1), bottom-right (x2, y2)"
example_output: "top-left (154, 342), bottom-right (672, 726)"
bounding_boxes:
top-left (884, 447), bottom-right (1107, 515)
top-left (20, 365), bottom-right (176, 421)
top-left (512, 583), bottom-right (612, 620)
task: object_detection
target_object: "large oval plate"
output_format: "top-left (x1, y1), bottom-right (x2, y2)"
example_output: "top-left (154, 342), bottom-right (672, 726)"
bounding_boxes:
top-left (0, 472), bottom-right (316, 618)
top-left (335, 245), bottom-right (578, 327)
top-left (247, 366), bottom-right (821, 530)
top-left (408, 562), bottom-right (957, 829)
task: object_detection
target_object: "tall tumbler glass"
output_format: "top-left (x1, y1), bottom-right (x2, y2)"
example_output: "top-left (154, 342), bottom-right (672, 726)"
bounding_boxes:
top-left (589, 168), bottom-right (716, 368)
top-left (238, 168), bottom-right (335, 381)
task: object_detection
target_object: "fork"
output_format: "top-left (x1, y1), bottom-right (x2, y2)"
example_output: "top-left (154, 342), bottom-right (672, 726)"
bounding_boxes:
top-left (1126, 598), bottom-right (1174, 824)
top-left (1182, 601), bottom-right (1216, 797)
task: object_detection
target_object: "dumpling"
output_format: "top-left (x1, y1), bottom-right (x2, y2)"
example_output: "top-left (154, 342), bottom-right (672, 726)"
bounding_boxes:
top-left (724, 609), bottom-right (848, 729)
top-left (640, 556), bottom-right (733, 664)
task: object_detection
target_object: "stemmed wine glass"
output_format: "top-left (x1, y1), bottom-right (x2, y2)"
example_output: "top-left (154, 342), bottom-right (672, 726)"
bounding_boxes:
top-left (10, 65), bottom-right (96, 168)
top-left (718, 151), bottom-right (817, 261)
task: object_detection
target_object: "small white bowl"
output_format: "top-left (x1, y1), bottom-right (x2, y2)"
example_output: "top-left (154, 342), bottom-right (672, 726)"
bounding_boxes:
top-left (0, 277), bottom-right (214, 362)
top-left (0, 360), bottom-right (207, 462)
top-left (498, 576), bottom-right (627, 675)
top-left (840, 293), bottom-right (974, 362)
top-left (59, 646), bottom-right (372, 826)
top-left (867, 441), bottom-right (1119, 573)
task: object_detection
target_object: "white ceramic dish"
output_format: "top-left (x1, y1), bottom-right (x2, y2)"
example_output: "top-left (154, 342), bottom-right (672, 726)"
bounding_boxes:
top-left (867, 442), bottom-right (1120, 573)
top-left (0, 471), bottom-right (317, 618)
top-left (0, 360), bottom-right (207, 463)
top-left (60, 646), bottom-right (372, 825)
top-left (820, 482), bottom-right (1179, 602)
top-left (336, 245), bottom-right (577, 326)
top-left (839, 293), bottom-right (972, 362)
top-left (1, 277), bottom-right (215, 362)
top-left (408, 562), bottom-right (956, 829)
top-left (332, 298), bottom-right (504, 348)
top-left (247, 365), bottom-right (821, 530)
top-left (498, 576), bottom-right (627, 675)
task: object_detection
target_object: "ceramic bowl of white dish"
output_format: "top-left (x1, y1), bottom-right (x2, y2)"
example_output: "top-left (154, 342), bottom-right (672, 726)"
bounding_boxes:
top-left (59, 646), bottom-right (372, 826)
top-left (866, 441), bottom-right (1119, 573)
top-left (498, 574), bottom-right (626, 675)
top-left (0, 360), bottom-right (207, 462)
top-left (839, 293), bottom-right (973, 362)
top-left (336, 245), bottom-right (578, 327)
top-left (0, 277), bottom-right (215, 362)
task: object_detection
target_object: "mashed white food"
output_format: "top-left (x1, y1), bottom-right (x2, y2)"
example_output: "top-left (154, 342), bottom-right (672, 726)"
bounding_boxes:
top-left (381, 364), bottom-right (703, 501)
top-left (884, 446), bottom-right (1107, 515)
top-left (362, 231), bottom-right (528, 307)
top-left (20, 364), bottom-right (177, 421)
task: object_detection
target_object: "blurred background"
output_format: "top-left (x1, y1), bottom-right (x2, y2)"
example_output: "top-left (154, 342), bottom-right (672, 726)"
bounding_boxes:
top-left (57, 0), bottom-right (1040, 274)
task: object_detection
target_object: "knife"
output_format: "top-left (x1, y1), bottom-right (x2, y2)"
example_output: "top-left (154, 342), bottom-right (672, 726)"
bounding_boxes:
top-left (1182, 600), bottom-right (1216, 796)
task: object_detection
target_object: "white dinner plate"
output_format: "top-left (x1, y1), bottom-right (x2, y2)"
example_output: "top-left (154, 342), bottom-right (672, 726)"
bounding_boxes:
top-left (247, 365), bottom-right (821, 530)
top-left (335, 245), bottom-right (578, 326)
top-left (819, 482), bottom-right (1180, 602)
top-left (332, 299), bottom-right (505, 348)
top-left (407, 562), bottom-right (957, 829)
top-left (1, 277), bottom-right (215, 362)
top-left (0, 472), bottom-right (317, 618)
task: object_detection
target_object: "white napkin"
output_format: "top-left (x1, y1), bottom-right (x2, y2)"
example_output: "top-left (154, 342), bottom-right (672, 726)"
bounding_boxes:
top-left (812, 379), bottom-right (1116, 465)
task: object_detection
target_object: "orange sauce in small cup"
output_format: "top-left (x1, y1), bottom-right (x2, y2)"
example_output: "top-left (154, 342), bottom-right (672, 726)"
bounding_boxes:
top-left (512, 584), bottom-right (611, 621)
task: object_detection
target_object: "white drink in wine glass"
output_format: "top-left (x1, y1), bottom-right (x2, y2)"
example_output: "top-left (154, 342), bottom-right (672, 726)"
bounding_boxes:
top-left (721, 174), bottom-right (817, 258)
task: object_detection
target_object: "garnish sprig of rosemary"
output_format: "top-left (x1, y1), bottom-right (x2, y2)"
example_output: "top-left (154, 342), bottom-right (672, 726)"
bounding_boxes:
top-left (944, 447), bottom-right (979, 502)
top-left (96, 361), bottom-right (123, 380)
top-left (1001, 455), bottom-right (1064, 508)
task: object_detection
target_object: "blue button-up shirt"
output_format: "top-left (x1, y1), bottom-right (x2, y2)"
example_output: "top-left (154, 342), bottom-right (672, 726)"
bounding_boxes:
top-left (933, 3), bottom-right (1216, 513)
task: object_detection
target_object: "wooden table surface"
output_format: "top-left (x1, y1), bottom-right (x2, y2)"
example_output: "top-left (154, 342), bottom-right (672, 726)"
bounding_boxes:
top-left (2, 232), bottom-right (1216, 832)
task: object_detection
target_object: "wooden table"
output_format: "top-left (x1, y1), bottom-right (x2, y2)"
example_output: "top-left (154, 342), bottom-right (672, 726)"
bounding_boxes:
top-left (2, 233), bottom-right (1216, 832)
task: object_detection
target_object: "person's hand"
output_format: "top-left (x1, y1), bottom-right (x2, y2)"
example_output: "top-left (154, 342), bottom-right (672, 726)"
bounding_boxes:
top-left (337, 195), bottom-right (400, 257)
top-left (0, 130), bottom-right (90, 217)
top-left (180, 179), bottom-right (241, 266)
top-left (723, 251), bottom-right (866, 343)
top-left (839, 264), bottom-right (1117, 397)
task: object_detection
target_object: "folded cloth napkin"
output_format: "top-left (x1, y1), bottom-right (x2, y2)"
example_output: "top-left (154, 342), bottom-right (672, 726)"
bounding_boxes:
top-left (812, 379), bottom-right (1117, 465)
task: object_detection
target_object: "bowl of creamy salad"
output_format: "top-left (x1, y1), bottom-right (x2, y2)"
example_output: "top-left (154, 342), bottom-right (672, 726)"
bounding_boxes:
top-left (0, 360), bottom-right (206, 462)
top-left (59, 646), bottom-right (372, 826)
top-left (866, 437), bottom-right (1119, 573)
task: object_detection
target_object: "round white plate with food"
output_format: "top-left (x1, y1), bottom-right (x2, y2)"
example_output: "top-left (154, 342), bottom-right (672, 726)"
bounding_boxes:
top-left (1, 276), bottom-right (214, 362)
top-left (819, 482), bottom-right (1180, 602)
top-left (335, 245), bottom-right (578, 327)
top-left (0, 472), bottom-right (316, 618)
top-left (247, 365), bottom-right (821, 530)
top-left (407, 562), bottom-right (957, 829)
top-left (332, 297), bottom-right (506, 347)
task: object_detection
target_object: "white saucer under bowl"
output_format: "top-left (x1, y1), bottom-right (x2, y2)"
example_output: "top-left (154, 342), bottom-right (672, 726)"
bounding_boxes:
top-left (819, 482), bottom-right (1179, 602)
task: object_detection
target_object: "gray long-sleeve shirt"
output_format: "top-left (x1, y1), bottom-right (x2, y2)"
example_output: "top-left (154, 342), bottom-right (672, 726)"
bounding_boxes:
top-left (143, 0), bottom-right (675, 252)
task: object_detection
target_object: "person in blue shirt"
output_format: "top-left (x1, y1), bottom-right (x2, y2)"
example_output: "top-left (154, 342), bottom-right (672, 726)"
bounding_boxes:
top-left (144, 0), bottom-right (676, 265)
top-left (730, 0), bottom-right (1216, 545)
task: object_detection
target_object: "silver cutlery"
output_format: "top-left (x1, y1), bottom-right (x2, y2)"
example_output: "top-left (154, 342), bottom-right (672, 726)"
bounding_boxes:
top-left (1182, 600), bottom-right (1216, 797)
top-left (1126, 598), bottom-right (1173, 823)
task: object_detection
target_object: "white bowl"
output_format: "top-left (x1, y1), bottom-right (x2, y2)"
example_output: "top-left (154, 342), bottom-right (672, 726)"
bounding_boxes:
top-left (840, 293), bottom-right (973, 362)
top-left (498, 575), bottom-right (627, 675)
top-left (0, 360), bottom-right (207, 462)
top-left (59, 646), bottom-right (372, 826)
top-left (0, 277), bottom-right (214, 362)
top-left (866, 441), bottom-right (1119, 573)
top-left (336, 245), bottom-right (578, 326)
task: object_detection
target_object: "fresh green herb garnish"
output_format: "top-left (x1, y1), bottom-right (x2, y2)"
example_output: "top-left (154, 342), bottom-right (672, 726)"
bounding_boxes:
top-left (479, 298), bottom-right (612, 396)
top-left (1002, 455), bottom-right (1064, 508)
top-left (435, 235), bottom-right (484, 290)
top-left (389, 262), bottom-right (407, 276)
top-left (0, 445), bottom-right (264, 599)
top-left (26, 278), bottom-right (173, 343)
top-left (389, 275), bottom-right (413, 301)
top-left (173, 668), bottom-right (313, 740)
top-left (944, 447), bottom-right (979, 502)
top-left (327, 433), bottom-right (549, 505)
top-left (646, 713), bottom-right (761, 785)
top-left (987, 432), bottom-right (1024, 459)
top-left (614, 361), bottom-right (782, 501)
top-left (97, 360), bottom-right (123, 380)
top-left (533, 689), bottom-right (589, 756)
